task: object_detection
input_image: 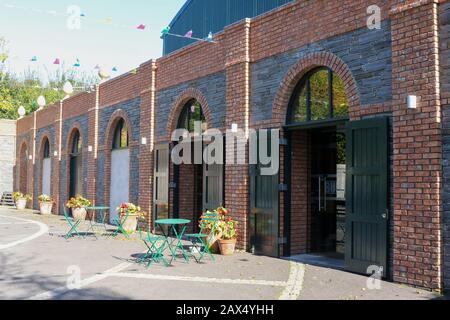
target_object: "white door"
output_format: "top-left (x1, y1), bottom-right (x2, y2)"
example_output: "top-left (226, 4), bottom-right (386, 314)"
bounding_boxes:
top-left (110, 149), bottom-right (129, 222)
top-left (42, 158), bottom-right (51, 196)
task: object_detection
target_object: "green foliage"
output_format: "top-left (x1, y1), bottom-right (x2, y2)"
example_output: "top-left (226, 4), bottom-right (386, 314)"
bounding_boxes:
top-left (0, 37), bottom-right (98, 120)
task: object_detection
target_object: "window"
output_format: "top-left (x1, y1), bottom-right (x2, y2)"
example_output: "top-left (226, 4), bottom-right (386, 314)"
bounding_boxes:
top-left (289, 67), bottom-right (349, 124)
top-left (177, 99), bottom-right (206, 133)
top-left (43, 139), bottom-right (50, 158)
top-left (112, 119), bottom-right (129, 149)
top-left (71, 130), bottom-right (82, 155)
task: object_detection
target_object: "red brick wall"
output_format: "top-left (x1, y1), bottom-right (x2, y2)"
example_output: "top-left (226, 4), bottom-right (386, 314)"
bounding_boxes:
top-left (177, 164), bottom-right (196, 233)
top-left (390, 1), bottom-right (442, 290)
top-left (290, 130), bottom-right (310, 255)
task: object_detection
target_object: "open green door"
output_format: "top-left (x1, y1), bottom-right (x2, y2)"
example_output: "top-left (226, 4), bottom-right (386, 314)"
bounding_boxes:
top-left (345, 117), bottom-right (388, 276)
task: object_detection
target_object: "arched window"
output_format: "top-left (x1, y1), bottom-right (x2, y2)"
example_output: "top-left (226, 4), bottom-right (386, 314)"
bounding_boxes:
top-left (177, 99), bottom-right (206, 133)
top-left (43, 138), bottom-right (50, 159)
top-left (112, 119), bottom-right (129, 149)
top-left (289, 67), bottom-right (349, 124)
top-left (71, 130), bottom-right (82, 155)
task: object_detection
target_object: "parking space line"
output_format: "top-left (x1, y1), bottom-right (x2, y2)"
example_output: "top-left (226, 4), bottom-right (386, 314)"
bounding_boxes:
top-left (279, 262), bottom-right (305, 300)
top-left (0, 215), bottom-right (48, 250)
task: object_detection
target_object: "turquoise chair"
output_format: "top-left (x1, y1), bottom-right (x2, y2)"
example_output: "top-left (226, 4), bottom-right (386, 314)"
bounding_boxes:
top-left (63, 207), bottom-right (82, 239)
top-left (185, 212), bottom-right (219, 263)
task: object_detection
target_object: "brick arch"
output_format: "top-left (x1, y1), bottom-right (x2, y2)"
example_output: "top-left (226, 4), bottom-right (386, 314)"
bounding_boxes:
top-left (272, 51), bottom-right (361, 126)
top-left (37, 133), bottom-right (53, 198)
top-left (166, 88), bottom-right (213, 138)
top-left (18, 140), bottom-right (29, 194)
top-left (103, 109), bottom-right (134, 211)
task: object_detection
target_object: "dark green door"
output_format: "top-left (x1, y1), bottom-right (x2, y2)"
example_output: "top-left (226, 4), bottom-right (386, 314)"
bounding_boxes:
top-left (345, 117), bottom-right (388, 276)
top-left (153, 144), bottom-right (169, 224)
top-left (203, 142), bottom-right (224, 211)
top-left (250, 132), bottom-right (279, 257)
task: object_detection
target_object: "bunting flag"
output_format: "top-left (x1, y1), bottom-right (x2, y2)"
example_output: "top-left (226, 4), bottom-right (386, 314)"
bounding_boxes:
top-left (94, 64), bottom-right (100, 70)
top-left (80, 12), bottom-right (86, 17)
top-left (137, 24), bottom-right (146, 30)
top-left (53, 58), bottom-right (60, 65)
top-left (206, 31), bottom-right (213, 42)
top-left (112, 66), bottom-right (118, 72)
top-left (30, 56), bottom-right (38, 62)
top-left (184, 30), bottom-right (193, 38)
top-left (73, 59), bottom-right (81, 67)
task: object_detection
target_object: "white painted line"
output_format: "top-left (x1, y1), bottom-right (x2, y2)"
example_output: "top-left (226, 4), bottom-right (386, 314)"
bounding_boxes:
top-left (0, 215), bottom-right (49, 250)
top-left (279, 262), bottom-right (305, 300)
top-left (29, 262), bottom-right (133, 300)
top-left (0, 222), bottom-right (35, 225)
top-left (107, 272), bottom-right (288, 287)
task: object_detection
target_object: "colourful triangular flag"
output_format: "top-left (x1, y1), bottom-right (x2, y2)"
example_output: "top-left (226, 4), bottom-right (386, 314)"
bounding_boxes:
top-left (53, 58), bottom-right (60, 65)
top-left (112, 66), bottom-right (118, 72)
top-left (94, 64), bottom-right (100, 70)
top-left (80, 13), bottom-right (86, 17)
top-left (137, 24), bottom-right (146, 30)
top-left (31, 56), bottom-right (37, 62)
top-left (184, 30), bottom-right (193, 38)
top-left (73, 59), bottom-right (80, 67)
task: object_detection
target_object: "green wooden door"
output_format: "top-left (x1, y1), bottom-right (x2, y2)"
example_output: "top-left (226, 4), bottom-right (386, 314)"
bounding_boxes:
top-left (250, 132), bottom-right (279, 257)
top-left (153, 144), bottom-right (170, 223)
top-left (345, 117), bottom-right (388, 276)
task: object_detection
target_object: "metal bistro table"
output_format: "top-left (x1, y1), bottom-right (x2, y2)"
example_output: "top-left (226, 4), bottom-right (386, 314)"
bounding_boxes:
top-left (155, 218), bottom-right (190, 264)
top-left (85, 206), bottom-right (110, 237)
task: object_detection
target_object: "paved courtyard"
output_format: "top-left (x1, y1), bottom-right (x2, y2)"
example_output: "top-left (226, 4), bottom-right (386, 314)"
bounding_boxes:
top-left (0, 206), bottom-right (442, 300)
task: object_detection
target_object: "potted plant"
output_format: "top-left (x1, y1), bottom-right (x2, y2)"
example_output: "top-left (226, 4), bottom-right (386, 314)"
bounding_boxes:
top-left (216, 215), bottom-right (238, 256)
top-left (66, 195), bottom-right (91, 221)
top-left (38, 194), bottom-right (54, 215)
top-left (13, 192), bottom-right (32, 210)
top-left (116, 203), bottom-right (145, 234)
top-left (198, 206), bottom-right (229, 254)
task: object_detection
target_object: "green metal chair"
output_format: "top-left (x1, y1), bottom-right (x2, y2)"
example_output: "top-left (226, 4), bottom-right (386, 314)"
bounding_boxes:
top-left (185, 211), bottom-right (219, 263)
top-left (111, 211), bottom-right (130, 238)
top-left (63, 207), bottom-right (82, 239)
top-left (137, 225), bottom-right (169, 267)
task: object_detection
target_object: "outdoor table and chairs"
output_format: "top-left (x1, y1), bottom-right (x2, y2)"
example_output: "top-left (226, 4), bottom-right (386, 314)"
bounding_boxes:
top-left (154, 218), bottom-right (191, 264)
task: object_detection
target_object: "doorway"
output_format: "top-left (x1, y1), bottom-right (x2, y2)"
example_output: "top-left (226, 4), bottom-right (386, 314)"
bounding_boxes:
top-left (309, 126), bottom-right (346, 260)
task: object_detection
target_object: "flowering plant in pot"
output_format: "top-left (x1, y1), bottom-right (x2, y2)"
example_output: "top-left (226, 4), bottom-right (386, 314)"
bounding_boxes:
top-left (216, 215), bottom-right (238, 256)
top-left (116, 203), bottom-right (145, 234)
top-left (38, 194), bottom-right (54, 215)
top-left (66, 195), bottom-right (91, 221)
top-left (198, 206), bottom-right (230, 254)
top-left (13, 192), bottom-right (32, 210)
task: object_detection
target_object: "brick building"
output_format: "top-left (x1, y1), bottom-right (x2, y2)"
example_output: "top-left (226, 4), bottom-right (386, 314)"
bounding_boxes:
top-left (13, 0), bottom-right (450, 292)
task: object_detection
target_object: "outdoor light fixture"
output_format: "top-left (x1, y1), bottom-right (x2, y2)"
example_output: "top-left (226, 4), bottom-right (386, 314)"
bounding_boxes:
top-left (37, 95), bottom-right (46, 110)
top-left (141, 137), bottom-right (147, 145)
top-left (18, 106), bottom-right (26, 119)
top-left (231, 123), bottom-right (238, 133)
top-left (53, 151), bottom-right (58, 157)
top-left (407, 95), bottom-right (417, 109)
top-left (98, 68), bottom-right (110, 81)
top-left (28, 155), bottom-right (33, 160)
top-left (63, 81), bottom-right (74, 95)
top-left (88, 145), bottom-right (93, 152)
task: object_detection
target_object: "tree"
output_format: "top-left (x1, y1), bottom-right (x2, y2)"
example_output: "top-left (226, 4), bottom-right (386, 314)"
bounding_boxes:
top-left (0, 37), bottom-right (98, 120)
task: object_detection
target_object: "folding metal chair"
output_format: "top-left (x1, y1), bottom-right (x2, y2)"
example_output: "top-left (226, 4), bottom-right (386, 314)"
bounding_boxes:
top-left (137, 226), bottom-right (170, 267)
top-left (63, 207), bottom-right (82, 239)
top-left (185, 212), bottom-right (219, 263)
top-left (111, 211), bottom-right (130, 238)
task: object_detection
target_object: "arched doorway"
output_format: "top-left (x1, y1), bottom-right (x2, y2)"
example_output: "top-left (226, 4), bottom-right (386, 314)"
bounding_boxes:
top-left (19, 142), bottom-right (28, 194)
top-left (41, 138), bottom-right (51, 196)
top-left (69, 130), bottom-right (83, 199)
top-left (173, 99), bottom-right (223, 232)
top-left (109, 118), bottom-right (130, 223)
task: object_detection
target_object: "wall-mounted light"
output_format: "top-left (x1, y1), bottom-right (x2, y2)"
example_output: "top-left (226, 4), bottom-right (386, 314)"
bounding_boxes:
top-left (231, 123), bottom-right (238, 133)
top-left (53, 151), bottom-right (58, 157)
top-left (407, 95), bottom-right (417, 109)
top-left (28, 155), bottom-right (33, 160)
top-left (37, 95), bottom-right (46, 110)
top-left (18, 106), bottom-right (26, 119)
top-left (88, 145), bottom-right (93, 152)
top-left (141, 137), bottom-right (147, 145)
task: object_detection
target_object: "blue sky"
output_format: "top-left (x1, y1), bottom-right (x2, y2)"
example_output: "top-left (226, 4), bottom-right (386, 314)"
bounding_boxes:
top-left (0, 0), bottom-right (186, 81)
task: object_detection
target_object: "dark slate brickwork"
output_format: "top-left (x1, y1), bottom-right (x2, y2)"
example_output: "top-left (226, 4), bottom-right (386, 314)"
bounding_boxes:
top-left (96, 98), bottom-right (141, 207)
top-left (156, 71), bottom-right (226, 138)
top-left (33, 125), bottom-right (56, 209)
top-left (60, 114), bottom-right (89, 213)
top-left (440, 1), bottom-right (450, 292)
top-left (251, 20), bottom-right (392, 122)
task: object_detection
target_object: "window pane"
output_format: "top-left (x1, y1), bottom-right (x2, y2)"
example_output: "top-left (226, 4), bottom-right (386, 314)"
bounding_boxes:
top-left (332, 73), bottom-right (349, 117)
top-left (120, 122), bottom-right (128, 148)
top-left (293, 85), bottom-right (307, 122)
top-left (310, 69), bottom-right (330, 121)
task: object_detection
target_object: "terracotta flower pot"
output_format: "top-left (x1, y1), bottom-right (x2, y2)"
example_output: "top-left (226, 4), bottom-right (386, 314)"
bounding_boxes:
top-left (16, 198), bottom-right (27, 210)
top-left (121, 215), bottom-right (138, 234)
top-left (218, 238), bottom-right (237, 256)
top-left (39, 202), bottom-right (53, 215)
top-left (72, 207), bottom-right (87, 221)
